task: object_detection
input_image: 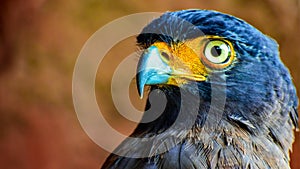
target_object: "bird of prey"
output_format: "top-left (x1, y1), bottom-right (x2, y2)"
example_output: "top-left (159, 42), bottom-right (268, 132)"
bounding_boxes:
top-left (102, 9), bottom-right (298, 169)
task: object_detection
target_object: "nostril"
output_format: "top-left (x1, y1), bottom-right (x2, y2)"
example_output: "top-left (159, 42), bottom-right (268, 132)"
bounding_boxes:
top-left (161, 51), bottom-right (170, 61)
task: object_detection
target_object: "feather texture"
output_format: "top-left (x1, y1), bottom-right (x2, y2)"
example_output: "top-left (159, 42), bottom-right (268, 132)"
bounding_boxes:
top-left (102, 9), bottom-right (298, 169)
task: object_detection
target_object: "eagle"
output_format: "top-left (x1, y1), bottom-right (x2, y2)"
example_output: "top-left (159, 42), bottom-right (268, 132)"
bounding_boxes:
top-left (102, 9), bottom-right (298, 169)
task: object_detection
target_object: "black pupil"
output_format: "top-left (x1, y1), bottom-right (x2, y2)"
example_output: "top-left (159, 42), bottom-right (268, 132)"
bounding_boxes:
top-left (211, 46), bottom-right (222, 57)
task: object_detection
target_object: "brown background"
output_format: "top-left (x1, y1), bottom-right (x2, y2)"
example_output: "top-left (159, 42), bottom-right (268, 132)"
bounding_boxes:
top-left (0, 0), bottom-right (299, 169)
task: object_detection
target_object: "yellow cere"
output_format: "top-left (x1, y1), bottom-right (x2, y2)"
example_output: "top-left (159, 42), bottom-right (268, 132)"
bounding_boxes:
top-left (151, 36), bottom-right (235, 86)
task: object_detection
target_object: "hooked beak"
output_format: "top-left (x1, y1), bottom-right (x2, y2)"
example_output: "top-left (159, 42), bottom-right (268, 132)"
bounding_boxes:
top-left (136, 46), bottom-right (172, 98)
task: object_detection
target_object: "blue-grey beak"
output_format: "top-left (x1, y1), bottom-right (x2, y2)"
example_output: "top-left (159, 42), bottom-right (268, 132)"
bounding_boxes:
top-left (136, 46), bottom-right (172, 98)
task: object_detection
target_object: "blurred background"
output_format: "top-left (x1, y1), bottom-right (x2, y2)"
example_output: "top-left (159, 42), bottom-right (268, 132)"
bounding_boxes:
top-left (0, 0), bottom-right (299, 168)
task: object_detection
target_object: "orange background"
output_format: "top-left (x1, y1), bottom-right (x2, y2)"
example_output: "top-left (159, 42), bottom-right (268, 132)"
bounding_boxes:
top-left (0, 0), bottom-right (299, 168)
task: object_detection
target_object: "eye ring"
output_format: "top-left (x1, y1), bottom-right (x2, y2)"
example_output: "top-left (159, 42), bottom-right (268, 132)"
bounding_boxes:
top-left (202, 39), bottom-right (235, 69)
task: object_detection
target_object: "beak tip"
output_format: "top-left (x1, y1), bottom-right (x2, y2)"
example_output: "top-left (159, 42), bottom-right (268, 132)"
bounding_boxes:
top-left (138, 87), bottom-right (144, 99)
top-left (136, 73), bottom-right (144, 99)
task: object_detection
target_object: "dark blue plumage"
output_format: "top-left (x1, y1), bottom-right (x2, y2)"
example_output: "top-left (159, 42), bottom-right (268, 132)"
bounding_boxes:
top-left (102, 9), bottom-right (298, 169)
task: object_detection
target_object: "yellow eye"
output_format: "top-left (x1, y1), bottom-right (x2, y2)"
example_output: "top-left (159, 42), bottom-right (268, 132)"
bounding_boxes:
top-left (202, 39), bottom-right (234, 69)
